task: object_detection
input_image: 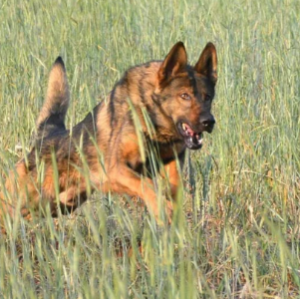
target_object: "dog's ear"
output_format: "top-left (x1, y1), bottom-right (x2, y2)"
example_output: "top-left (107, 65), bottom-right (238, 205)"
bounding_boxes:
top-left (194, 42), bottom-right (217, 84)
top-left (158, 42), bottom-right (187, 85)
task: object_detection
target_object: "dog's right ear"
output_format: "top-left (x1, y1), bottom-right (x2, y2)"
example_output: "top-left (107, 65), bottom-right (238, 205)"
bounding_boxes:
top-left (194, 42), bottom-right (217, 84)
top-left (158, 42), bottom-right (187, 86)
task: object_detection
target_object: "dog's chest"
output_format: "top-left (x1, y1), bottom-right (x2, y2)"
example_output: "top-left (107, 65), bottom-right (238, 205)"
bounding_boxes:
top-left (158, 141), bottom-right (185, 163)
top-left (126, 141), bottom-right (184, 176)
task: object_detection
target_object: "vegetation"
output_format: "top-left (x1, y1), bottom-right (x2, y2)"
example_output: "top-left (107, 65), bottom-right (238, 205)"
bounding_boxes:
top-left (0, 0), bottom-right (299, 297)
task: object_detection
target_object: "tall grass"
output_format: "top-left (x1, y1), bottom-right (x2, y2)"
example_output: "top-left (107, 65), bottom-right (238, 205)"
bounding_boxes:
top-left (0, 0), bottom-right (300, 297)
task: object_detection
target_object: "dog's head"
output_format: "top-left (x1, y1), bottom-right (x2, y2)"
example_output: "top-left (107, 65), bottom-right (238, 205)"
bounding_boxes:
top-left (156, 42), bottom-right (217, 150)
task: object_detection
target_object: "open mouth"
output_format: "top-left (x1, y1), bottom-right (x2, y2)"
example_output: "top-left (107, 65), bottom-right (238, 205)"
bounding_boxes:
top-left (178, 122), bottom-right (203, 150)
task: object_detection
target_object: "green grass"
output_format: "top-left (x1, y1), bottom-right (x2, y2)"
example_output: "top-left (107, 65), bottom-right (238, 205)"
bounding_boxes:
top-left (1, 0), bottom-right (300, 297)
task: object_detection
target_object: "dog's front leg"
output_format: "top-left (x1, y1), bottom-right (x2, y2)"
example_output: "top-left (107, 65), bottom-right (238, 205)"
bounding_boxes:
top-left (108, 165), bottom-right (173, 222)
top-left (163, 159), bottom-right (181, 201)
top-left (162, 151), bottom-right (186, 201)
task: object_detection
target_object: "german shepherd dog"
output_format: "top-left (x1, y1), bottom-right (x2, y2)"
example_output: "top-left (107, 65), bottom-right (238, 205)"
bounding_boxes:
top-left (1, 42), bottom-right (217, 226)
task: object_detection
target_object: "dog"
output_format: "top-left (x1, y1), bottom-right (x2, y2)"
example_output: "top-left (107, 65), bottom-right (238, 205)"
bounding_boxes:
top-left (0, 41), bottom-right (217, 225)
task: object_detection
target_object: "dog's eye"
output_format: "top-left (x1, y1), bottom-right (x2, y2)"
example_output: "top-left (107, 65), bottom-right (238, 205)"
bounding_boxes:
top-left (180, 93), bottom-right (191, 101)
top-left (204, 94), bottom-right (212, 101)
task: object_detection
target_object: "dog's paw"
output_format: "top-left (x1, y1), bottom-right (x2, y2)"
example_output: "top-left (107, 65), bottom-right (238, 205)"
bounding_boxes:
top-left (154, 200), bottom-right (173, 225)
top-left (146, 199), bottom-right (174, 226)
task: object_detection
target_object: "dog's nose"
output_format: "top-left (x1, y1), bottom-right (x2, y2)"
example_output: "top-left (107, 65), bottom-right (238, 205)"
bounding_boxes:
top-left (200, 114), bottom-right (215, 133)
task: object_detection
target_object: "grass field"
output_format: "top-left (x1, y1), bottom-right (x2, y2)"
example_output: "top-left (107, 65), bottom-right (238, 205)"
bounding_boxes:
top-left (0, 0), bottom-right (300, 298)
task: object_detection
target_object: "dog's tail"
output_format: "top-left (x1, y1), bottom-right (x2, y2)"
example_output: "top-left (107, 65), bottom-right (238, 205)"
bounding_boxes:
top-left (36, 57), bottom-right (70, 139)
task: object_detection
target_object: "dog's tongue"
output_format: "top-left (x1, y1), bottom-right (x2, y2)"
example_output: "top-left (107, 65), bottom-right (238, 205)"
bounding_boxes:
top-left (182, 123), bottom-right (195, 136)
top-left (182, 123), bottom-right (203, 146)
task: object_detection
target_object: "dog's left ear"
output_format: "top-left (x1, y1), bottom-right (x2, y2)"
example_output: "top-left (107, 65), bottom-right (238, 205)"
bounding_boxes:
top-left (158, 42), bottom-right (187, 85)
top-left (194, 42), bottom-right (217, 84)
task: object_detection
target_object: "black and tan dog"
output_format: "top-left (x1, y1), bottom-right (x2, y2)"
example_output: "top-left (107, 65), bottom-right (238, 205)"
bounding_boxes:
top-left (1, 42), bottom-right (217, 225)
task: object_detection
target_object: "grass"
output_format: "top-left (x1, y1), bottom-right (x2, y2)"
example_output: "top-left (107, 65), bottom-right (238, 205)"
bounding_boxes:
top-left (0, 0), bottom-right (300, 297)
